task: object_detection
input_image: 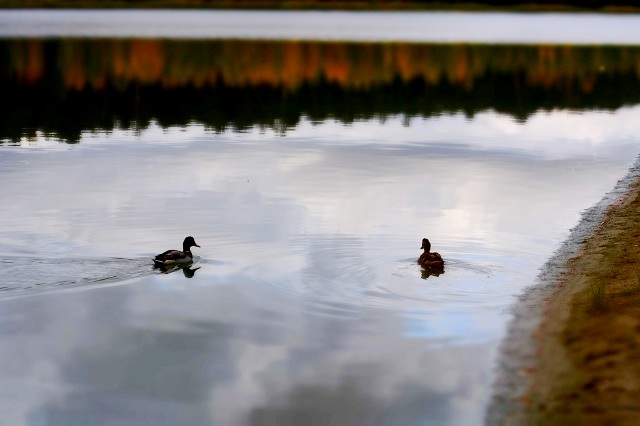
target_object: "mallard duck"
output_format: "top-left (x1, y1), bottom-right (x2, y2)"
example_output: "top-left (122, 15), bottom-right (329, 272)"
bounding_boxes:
top-left (154, 236), bottom-right (200, 266)
top-left (418, 238), bottom-right (444, 269)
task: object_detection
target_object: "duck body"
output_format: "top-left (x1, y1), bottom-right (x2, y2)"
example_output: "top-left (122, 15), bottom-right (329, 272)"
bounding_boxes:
top-left (418, 238), bottom-right (445, 269)
top-left (154, 236), bottom-right (200, 267)
top-left (419, 251), bottom-right (444, 269)
top-left (154, 249), bottom-right (193, 265)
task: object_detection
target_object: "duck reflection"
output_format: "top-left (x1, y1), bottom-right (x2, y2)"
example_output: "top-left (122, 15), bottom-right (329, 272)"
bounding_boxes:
top-left (421, 267), bottom-right (445, 280)
top-left (153, 262), bottom-right (200, 278)
top-left (418, 238), bottom-right (445, 279)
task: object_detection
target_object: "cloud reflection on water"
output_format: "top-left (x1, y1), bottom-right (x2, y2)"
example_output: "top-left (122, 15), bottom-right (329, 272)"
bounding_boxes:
top-left (0, 108), bottom-right (639, 424)
top-left (3, 274), bottom-right (494, 425)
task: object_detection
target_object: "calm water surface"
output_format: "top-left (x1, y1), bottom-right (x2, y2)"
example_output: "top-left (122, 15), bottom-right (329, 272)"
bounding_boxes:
top-left (2, 10), bottom-right (640, 44)
top-left (3, 111), bottom-right (640, 424)
top-left (1, 11), bottom-right (640, 426)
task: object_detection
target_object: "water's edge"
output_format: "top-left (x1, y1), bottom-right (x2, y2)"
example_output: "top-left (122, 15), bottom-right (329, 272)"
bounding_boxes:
top-left (486, 153), bottom-right (640, 424)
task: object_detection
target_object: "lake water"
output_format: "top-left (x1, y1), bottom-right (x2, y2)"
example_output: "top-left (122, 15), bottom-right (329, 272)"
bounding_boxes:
top-left (1, 11), bottom-right (640, 425)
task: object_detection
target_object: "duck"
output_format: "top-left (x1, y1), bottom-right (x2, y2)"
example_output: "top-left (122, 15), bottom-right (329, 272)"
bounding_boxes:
top-left (154, 236), bottom-right (200, 266)
top-left (418, 238), bottom-right (444, 269)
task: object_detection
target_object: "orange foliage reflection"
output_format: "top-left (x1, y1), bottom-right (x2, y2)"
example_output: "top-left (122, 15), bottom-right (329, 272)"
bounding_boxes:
top-left (5, 39), bottom-right (640, 95)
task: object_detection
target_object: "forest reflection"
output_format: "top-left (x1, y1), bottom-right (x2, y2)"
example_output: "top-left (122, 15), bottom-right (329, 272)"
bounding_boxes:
top-left (2, 38), bottom-right (640, 143)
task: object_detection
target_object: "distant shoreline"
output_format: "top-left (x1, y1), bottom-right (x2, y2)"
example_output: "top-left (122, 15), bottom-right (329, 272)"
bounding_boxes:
top-left (489, 156), bottom-right (640, 423)
top-left (3, 1), bottom-right (640, 13)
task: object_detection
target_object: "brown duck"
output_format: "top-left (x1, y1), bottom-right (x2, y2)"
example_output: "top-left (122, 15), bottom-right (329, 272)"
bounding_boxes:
top-left (418, 238), bottom-right (444, 269)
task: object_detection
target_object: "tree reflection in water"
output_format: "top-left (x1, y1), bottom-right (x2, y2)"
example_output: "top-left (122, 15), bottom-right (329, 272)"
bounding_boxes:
top-left (2, 39), bottom-right (640, 143)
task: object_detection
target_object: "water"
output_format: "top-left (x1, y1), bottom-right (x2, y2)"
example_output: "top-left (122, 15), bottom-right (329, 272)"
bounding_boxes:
top-left (1, 11), bottom-right (640, 426)
top-left (2, 10), bottom-right (640, 44)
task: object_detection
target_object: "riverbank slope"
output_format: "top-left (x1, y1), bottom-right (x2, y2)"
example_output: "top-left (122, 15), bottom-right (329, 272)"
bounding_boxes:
top-left (491, 163), bottom-right (640, 424)
top-left (527, 173), bottom-right (640, 423)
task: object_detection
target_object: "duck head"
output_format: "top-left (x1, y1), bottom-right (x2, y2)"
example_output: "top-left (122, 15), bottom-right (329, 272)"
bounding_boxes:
top-left (421, 238), bottom-right (431, 252)
top-left (183, 236), bottom-right (201, 252)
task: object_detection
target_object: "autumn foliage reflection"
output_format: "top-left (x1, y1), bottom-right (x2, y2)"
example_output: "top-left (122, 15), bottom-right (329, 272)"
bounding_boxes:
top-left (9, 39), bottom-right (640, 91)
top-left (2, 39), bottom-right (640, 142)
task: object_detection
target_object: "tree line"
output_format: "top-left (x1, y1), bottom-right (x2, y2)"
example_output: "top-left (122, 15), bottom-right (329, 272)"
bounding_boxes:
top-left (3, 0), bottom-right (640, 10)
top-left (2, 39), bottom-right (640, 143)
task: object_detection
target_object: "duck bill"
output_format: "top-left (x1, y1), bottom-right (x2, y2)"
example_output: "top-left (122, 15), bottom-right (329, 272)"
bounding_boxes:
top-left (194, 244), bottom-right (201, 248)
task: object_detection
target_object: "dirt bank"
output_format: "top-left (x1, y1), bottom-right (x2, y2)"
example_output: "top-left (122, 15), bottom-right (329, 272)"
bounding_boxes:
top-left (488, 159), bottom-right (640, 425)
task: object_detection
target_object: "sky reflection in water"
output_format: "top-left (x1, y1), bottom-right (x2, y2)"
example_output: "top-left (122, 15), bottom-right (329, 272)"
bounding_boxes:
top-left (1, 107), bottom-right (639, 424)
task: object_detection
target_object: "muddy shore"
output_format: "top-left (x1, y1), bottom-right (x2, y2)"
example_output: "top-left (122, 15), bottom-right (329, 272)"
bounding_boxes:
top-left (488, 158), bottom-right (640, 424)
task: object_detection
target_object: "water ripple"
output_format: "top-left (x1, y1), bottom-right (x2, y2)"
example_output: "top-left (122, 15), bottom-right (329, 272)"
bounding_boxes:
top-left (0, 255), bottom-right (157, 298)
top-left (246, 242), bottom-right (513, 322)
